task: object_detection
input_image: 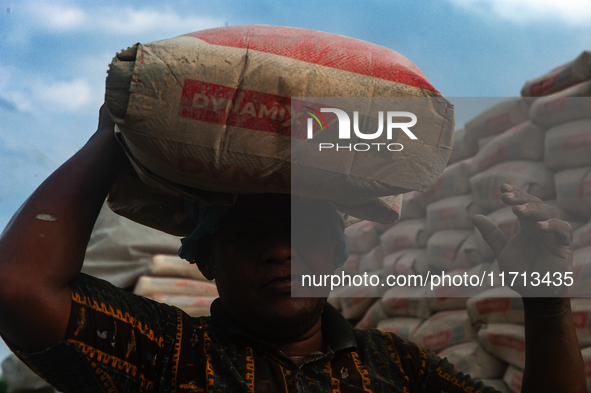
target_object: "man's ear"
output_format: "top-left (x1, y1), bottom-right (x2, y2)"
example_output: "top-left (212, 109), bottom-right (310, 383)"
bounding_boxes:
top-left (194, 235), bottom-right (216, 281)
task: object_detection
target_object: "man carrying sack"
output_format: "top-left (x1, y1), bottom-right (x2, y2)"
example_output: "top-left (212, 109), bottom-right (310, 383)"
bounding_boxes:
top-left (0, 26), bottom-right (586, 392)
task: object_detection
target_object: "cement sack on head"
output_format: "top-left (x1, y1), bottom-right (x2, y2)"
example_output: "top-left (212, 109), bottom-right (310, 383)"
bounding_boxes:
top-left (574, 219), bottom-right (591, 249)
top-left (521, 51), bottom-right (591, 97)
top-left (478, 323), bottom-right (525, 369)
top-left (426, 194), bottom-right (487, 234)
top-left (428, 263), bottom-right (498, 311)
top-left (149, 254), bottom-right (209, 281)
top-left (437, 341), bottom-right (506, 379)
top-left (581, 346), bottom-right (591, 391)
top-left (545, 119), bottom-right (591, 171)
top-left (475, 206), bottom-right (518, 260)
top-left (530, 81), bottom-right (591, 128)
top-left (419, 159), bottom-right (473, 207)
top-left (83, 201), bottom-right (181, 289)
top-left (380, 218), bottom-right (428, 254)
top-left (449, 128), bottom-right (478, 164)
top-left (358, 245), bottom-right (385, 273)
top-left (343, 254), bottom-right (363, 275)
top-left (134, 276), bottom-right (218, 298)
top-left (400, 191), bottom-right (426, 220)
top-left (480, 380), bottom-right (511, 393)
top-left (345, 221), bottom-right (382, 254)
top-left (470, 121), bottom-right (545, 174)
top-left (427, 229), bottom-right (474, 270)
top-left (555, 166), bottom-right (591, 217)
top-left (410, 310), bottom-right (477, 352)
top-left (455, 232), bottom-right (491, 268)
top-left (502, 366), bottom-right (523, 393)
top-left (470, 161), bottom-right (555, 211)
top-left (464, 97), bottom-right (530, 141)
top-left (467, 287), bottom-right (523, 326)
top-left (148, 294), bottom-right (215, 317)
top-left (381, 286), bottom-right (431, 319)
top-left (1, 354), bottom-right (56, 393)
top-left (105, 26), bottom-right (454, 235)
top-left (570, 298), bottom-right (591, 347)
top-left (376, 317), bottom-right (422, 339)
top-left (355, 300), bottom-right (389, 329)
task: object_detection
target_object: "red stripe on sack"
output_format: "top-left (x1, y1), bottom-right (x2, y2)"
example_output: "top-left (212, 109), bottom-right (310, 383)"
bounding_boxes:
top-left (178, 79), bottom-right (292, 136)
top-left (186, 26), bottom-right (438, 92)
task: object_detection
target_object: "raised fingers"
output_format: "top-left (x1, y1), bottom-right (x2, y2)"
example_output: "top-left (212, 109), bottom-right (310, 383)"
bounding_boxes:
top-left (536, 218), bottom-right (574, 247)
top-left (472, 214), bottom-right (507, 259)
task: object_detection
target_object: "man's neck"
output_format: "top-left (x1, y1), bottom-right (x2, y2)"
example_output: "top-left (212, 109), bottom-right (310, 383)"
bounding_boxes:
top-left (269, 318), bottom-right (324, 365)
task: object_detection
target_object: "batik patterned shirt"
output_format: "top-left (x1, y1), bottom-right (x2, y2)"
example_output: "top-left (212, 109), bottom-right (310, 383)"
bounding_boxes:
top-left (10, 274), bottom-right (501, 392)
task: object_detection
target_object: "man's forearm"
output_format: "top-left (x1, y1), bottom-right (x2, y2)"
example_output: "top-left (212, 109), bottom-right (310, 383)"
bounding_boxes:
top-left (521, 297), bottom-right (586, 393)
top-left (0, 118), bottom-right (128, 351)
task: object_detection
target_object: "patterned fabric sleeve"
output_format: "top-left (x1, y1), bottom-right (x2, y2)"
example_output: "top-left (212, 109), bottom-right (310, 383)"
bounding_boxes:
top-left (10, 273), bottom-right (192, 393)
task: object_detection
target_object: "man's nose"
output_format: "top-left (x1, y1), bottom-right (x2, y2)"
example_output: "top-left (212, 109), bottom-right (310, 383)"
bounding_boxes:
top-left (260, 229), bottom-right (293, 264)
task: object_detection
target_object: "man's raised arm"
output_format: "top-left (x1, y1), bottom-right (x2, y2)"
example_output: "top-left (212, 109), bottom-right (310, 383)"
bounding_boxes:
top-left (0, 105), bottom-right (128, 352)
top-left (474, 184), bottom-right (587, 393)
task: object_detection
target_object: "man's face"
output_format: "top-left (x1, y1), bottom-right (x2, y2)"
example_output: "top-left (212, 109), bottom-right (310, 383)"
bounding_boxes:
top-left (207, 194), bottom-right (336, 340)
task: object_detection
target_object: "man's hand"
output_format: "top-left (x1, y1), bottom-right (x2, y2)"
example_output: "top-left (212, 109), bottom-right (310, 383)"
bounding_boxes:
top-left (472, 183), bottom-right (573, 297)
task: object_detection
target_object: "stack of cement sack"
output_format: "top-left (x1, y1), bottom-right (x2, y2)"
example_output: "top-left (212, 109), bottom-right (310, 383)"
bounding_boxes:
top-left (330, 50), bottom-right (591, 392)
top-left (133, 254), bottom-right (218, 317)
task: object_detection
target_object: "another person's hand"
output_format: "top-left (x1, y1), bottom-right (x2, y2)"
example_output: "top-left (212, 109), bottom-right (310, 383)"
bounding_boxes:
top-left (473, 184), bottom-right (573, 297)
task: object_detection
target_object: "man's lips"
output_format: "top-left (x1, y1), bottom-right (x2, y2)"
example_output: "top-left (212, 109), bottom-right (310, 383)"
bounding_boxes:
top-left (261, 274), bottom-right (303, 291)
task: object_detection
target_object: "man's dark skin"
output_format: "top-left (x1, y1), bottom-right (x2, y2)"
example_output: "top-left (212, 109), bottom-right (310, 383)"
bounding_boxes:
top-left (0, 105), bottom-right (586, 392)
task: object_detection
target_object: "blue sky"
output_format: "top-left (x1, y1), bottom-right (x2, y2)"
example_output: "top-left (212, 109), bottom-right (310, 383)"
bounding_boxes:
top-left (0, 0), bottom-right (590, 365)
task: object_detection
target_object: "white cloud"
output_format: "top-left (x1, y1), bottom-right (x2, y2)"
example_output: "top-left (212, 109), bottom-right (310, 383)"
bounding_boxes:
top-left (448, 0), bottom-right (591, 25)
top-left (24, 2), bottom-right (224, 37)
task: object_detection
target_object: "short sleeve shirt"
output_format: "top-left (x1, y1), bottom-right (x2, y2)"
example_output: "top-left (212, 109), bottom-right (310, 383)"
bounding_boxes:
top-left (10, 274), bottom-right (501, 392)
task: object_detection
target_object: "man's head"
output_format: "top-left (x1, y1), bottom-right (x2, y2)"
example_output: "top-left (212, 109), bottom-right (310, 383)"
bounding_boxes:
top-left (182, 194), bottom-right (345, 341)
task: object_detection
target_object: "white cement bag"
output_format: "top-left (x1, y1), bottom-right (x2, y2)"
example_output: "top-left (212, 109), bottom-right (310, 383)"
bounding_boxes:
top-left (471, 121), bottom-right (545, 174)
top-left (455, 232), bottom-right (491, 268)
top-left (355, 300), bottom-right (389, 329)
top-left (481, 380), bottom-right (511, 393)
top-left (449, 128), bottom-right (479, 165)
top-left (376, 317), bottom-right (422, 339)
top-left (574, 219), bottom-right (591, 249)
top-left (502, 366), bottom-right (523, 393)
top-left (544, 119), bottom-right (591, 170)
top-left (427, 229), bottom-right (474, 270)
top-left (428, 264), bottom-right (497, 311)
top-left (380, 218), bottom-right (429, 254)
top-left (426, 194), bottom-right (487, 234)
top-left (470, 161), bottom-right (555, 211)
top-left (555, 166), bottom-right (591, 218)
top-left (467, 287), bottom-right (523, 326)
top-left (343, 253), bottom-right (363, 275)
top-left (529, 80), bottom-right (591, 128)
top-left (345, 221), bottom-right (382, 254)
top-left (436, 341), bottom-right (506, 379)
top-left (419, 159), bottom-right (473, 207)
top-left (410, 310), bottom-right (477, 351)
top-left (477, 135), bottom-right (497, 151)
top-left (358, 245), bottom-right (385, 273)
top-left (400, 191), bottom-right (426, 220)
top-left (134, 276), bottom-right (218, 298)
top-left (148, 294), bottom-right (215, 317)
top-left (582, 346), bottom-right (591, 391)
top-left (571, 298), bottom-right (591, 347)
top-left (478, 324), bottom-right (525, 369)
top-left (340, 286), bottom-right (380, 320)
top-left (381, 286), bottom-right (431, 319)
top-left (149, 254), bottom-right (209, 281)
top-left (521, 51), bottom-right (591, 97)
top-left (83, 202), bottom-right (182, 289)
top-left (392, 249), bottom-right (428, 276)
top-left (465, 97), bottom-right (530, 141)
